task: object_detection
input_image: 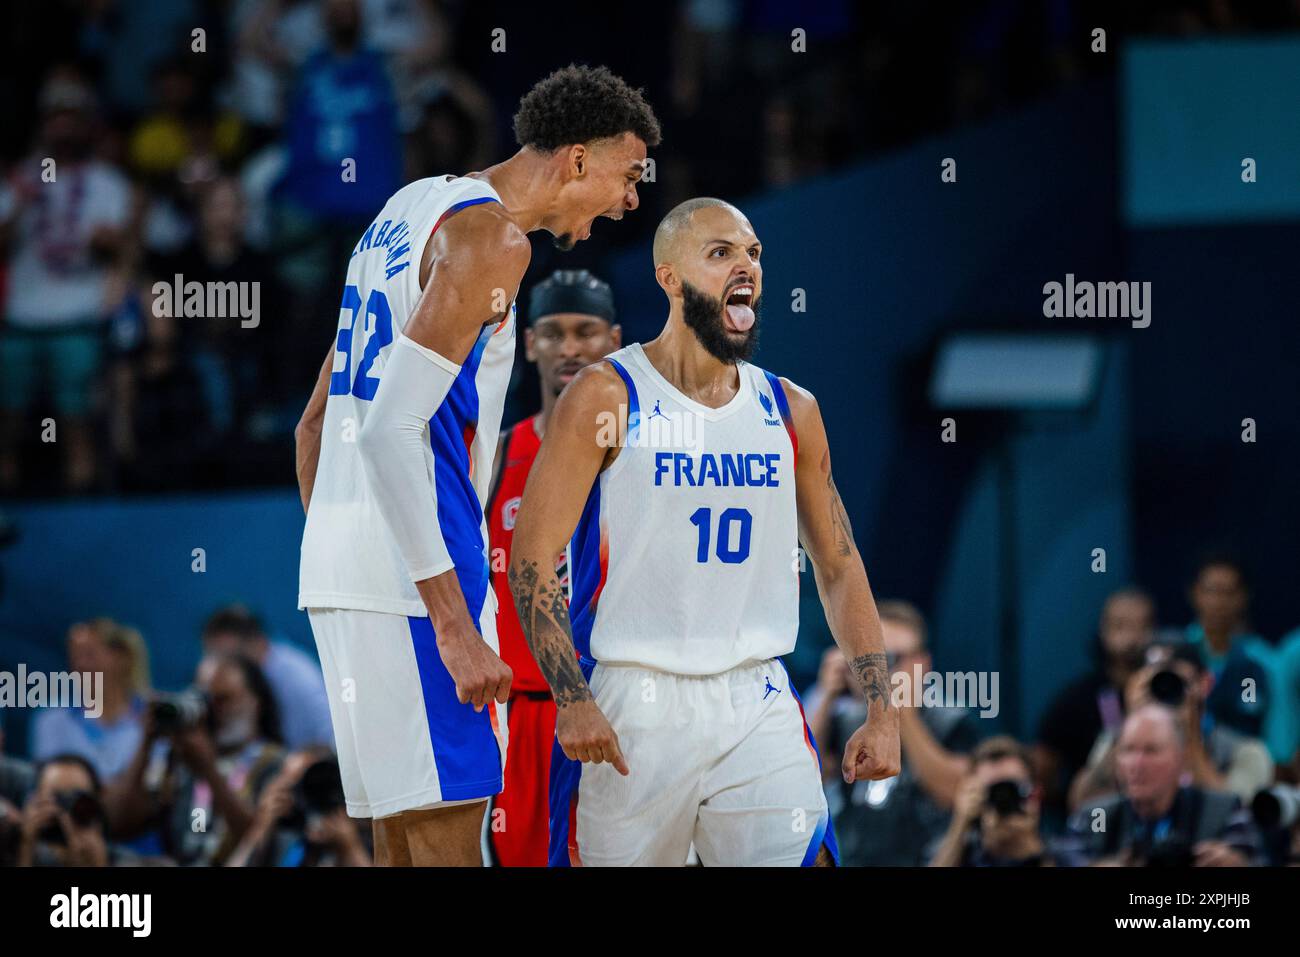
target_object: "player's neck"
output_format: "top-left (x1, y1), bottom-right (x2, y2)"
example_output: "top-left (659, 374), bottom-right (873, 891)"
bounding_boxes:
top-left (643, 322), bottom-right (741, 405)
top-left (476, 149), bottom-right (560, 235)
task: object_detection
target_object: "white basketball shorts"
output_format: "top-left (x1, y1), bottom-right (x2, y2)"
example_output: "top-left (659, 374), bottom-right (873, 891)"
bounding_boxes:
top-left (549, 659), bottom-right (837, 866)
top-left (308, 606), bottom-right (507, 819)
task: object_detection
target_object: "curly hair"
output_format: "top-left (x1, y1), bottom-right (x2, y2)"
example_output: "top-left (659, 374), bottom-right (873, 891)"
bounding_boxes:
top-left (514, 64), bottom-right (661, 152)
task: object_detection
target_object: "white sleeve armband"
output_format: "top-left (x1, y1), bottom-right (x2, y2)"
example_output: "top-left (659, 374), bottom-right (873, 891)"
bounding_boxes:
top-left (358, 335), bottom-right (462, 582)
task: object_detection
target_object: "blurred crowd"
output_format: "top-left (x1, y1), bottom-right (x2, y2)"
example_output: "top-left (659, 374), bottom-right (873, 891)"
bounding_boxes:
top-left (803, 553), bottom-right (1300, 867)
top-left (1, 605), bottom-right (368, 867)
top-left (3, 552), bottom-right (1298, 867)
top-left (7, 0), bottom-right (1292, 495)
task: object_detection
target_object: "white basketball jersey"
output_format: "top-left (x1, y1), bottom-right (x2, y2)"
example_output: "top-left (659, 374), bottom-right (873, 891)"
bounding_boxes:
top-left (299, 175), bottom-right (516, 619)
top-left (567, 343), bottom-right (801, 675)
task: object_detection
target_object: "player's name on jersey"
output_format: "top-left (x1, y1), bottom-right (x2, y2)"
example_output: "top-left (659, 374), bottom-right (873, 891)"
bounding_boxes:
top-left (351, 217), bottom-right (414, 280)
top-left (653, 451), bottom-right (782, 488)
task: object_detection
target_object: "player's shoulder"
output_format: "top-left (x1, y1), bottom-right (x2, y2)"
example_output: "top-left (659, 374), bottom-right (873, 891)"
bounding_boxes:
top-left (564, 354), bottom-right (630, 411)
top-left (438, 199), bottom-right (529, 264)
top-left (747, 363), bottom-right (818, 416)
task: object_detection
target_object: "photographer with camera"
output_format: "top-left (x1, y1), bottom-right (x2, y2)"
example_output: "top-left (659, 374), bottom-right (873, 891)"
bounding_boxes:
top-left (10, 754), bottom-right (152, 866)
top-left (1069, 640), bottom-right (1272, 809)
top-left (1061, 703), bottom-right (1261, 866)
top-left (930, 736), bottom-right (1053, 866)
top-left (104, 654), bottom-right (284, 865)
top-left (226, 747), bottom-right (370, 867)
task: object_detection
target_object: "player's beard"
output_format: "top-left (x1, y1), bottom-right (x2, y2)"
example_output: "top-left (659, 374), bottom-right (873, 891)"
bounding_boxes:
top-left (681, 279), bottom-right (760, 363)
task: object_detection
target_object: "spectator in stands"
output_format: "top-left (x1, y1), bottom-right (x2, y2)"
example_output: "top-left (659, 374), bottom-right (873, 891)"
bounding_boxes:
top-left (226, 746), bottom-right (370, 867)
top-left (150, 177), bottom-right (281, 437)
top-left (31, 618), bottom-right (151, 781)
top-left (1183, 553), bottom-right (1281, 758)
top-left (0, 70), bottom-right (135, 492)
top-left (930, 736), bottom-right (1054, 866)
top-left (1061, 704), bottom-right (1261, 866)
top-left (1036, 588), bottom-right (1155, 819)
top-left (272, 0), bottom-right (401, 391)
top-left (1070, 640), bottom-right (1273, 809)
top-left (1271, 623), bottom-right (1300, 774)
top-left (201, 605), bottom-right (334, 751)
top-left (128, 58), bottom-right (244, 184)
top-left (105, 654), bottom-right (284, 866)
top-left (807, 600), bottom-right (983, 865)
top-left (109, 281), bottom-right (219, 488)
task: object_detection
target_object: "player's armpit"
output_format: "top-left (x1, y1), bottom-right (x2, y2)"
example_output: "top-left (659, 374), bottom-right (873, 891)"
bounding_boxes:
top-left (404, 203), bottom-right (531, 365)
top-left (508, 363), bottom-right (627, 707)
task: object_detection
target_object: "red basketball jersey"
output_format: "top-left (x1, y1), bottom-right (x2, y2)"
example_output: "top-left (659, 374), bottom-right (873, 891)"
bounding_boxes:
top-left (488, 415), bottom-right (557, 694)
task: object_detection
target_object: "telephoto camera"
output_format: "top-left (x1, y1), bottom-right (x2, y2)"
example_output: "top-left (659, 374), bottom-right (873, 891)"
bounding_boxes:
top-left (284, 758), bottom-right (348, 836)
top-left (148, 688), bottom-right (210, 735)
top-left (36, 789), bottom-right (104, 846)
top-left (1147, 669), bottom-right (1187, 707)
top-left (986, 779), bottom-right (1033, 817)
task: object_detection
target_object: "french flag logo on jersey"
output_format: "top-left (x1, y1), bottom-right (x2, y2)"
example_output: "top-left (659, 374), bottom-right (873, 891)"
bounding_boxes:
top-left (757, 390), bottom-right (781, 427)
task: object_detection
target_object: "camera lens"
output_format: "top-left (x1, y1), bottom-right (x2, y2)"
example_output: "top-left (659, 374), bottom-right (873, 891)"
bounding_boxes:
top-left (986, 779), bottom-right (1026, 816)
top-left (1148, 670), bottom-right (1186, 707)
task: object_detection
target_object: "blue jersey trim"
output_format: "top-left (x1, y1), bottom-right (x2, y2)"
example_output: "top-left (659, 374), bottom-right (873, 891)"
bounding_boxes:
top-left (780, 660), bottom-right (840, 865)
top-left (605, 356), bottom-right (640, 442)
top-left (567, 482), bottom-right (603, 662)
top-left (428, 324), bottom-right (494, 624)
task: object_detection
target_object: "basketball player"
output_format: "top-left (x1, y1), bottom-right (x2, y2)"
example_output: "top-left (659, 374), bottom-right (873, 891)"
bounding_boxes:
top-left (294, 66), bottom-right (659, 866)
top-left (508, 198), bottom-right (901, 866)
top-left (486, 270), bottom-right (621, 866)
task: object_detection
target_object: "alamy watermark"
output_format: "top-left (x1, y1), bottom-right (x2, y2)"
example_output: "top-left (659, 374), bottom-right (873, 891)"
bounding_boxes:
top-left (891, 665), bottom-right (1000, 719)
top-left (1042, 273), bottom-right (1150, 328)
top-left (597, 401), bottom-right (703, 451)
top-left (151, 273), bottom-right (260, 328)
top-left (0, 666), bottom-right (102, 717)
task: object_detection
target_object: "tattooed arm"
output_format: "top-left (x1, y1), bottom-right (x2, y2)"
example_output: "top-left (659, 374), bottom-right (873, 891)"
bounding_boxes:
top-left (786, 379), bottom-right (901, 783)
top-left (508, 363), bottom-right (629, 773)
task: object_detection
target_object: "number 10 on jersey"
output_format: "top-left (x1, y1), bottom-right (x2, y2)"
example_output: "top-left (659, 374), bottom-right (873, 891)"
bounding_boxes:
top-left (689, 507), bottom-right (753, 564)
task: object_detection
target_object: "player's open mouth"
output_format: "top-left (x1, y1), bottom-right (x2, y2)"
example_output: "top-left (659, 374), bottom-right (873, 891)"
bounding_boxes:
top-left (723, 284), bottom-right (756, 333)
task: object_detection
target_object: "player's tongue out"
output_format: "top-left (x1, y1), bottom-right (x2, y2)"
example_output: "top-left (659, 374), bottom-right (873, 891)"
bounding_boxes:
top-left (724, 303), bottom-right (755, 332)
top-left (723, 284), bottom-right (755, 332)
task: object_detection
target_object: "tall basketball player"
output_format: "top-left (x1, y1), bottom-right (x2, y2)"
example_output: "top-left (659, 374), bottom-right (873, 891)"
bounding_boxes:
top-left (294, 66), bottom-right (659, 866)
top-left (509, 198), bottom-right (901, 866)
top-left (486, 270), bottom-right (621, 866)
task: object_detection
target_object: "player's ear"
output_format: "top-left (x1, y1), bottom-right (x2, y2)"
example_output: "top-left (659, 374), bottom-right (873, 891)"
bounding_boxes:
top-left (609, 324), bottom-right (622, 350)
top-left (568, 143), bottom-right (587, 179)
top-left (654, 263), bottom-right (677, 293)
top-left (524, 327), bottom-right (537, 361)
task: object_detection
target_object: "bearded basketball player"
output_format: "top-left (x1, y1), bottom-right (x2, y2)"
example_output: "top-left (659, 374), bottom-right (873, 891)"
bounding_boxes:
top-left (509, 198), bottom-right (901, 866)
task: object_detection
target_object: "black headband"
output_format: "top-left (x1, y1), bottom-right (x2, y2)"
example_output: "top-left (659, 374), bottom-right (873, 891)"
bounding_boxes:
top-left (528, 269), bottom-right (616, 325)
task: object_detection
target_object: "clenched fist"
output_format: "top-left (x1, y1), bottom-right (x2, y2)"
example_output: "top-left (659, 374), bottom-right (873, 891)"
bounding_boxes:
top-left (556, 700), bottom-right (629, 775)
top-left (437, 622), bottom-right (513, 712)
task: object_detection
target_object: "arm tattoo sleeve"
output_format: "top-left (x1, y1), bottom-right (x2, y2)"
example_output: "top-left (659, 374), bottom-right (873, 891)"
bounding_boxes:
top-left (849, 652), bottom-right (891, 709)
top-left (508, 558), bottom-right (593, 707)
